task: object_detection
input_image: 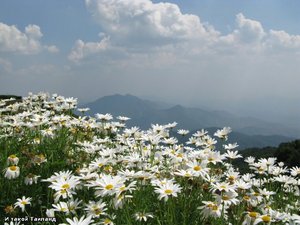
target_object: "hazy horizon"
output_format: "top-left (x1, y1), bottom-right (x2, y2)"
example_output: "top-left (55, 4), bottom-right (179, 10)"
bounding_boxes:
top-left (1, 0), bottom-right (300, 130)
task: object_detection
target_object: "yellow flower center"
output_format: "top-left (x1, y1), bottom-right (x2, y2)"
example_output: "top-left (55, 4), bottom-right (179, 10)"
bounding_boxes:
top-left (193, 165), bottom-right (201, 171)
top-left (212, 205), bottom-right (218, 211)
top-left (222, 195), bottom-right (230, 200)
top-left (9, 166), bottom-right (17, 171)
top-left (9, 154), bottom-right (17, 158)
top-left (262, 215), bottom-right (271, 222)
top-left (120, 186), bottom-right (126, 191)
top-left (164, 189), bottom-right (173, 195)
top-left (177, 153), bottom-right (183, 158)
top-left (249, 212), bottom-right (258, 218)
top-left (243, 195), bottom-right (250, 201)
top-left (228, 176), bottom-right (235, 181)
top-left (104, 218), bottom-right (112, 224)
top-left (21, 201), bottom-right (27, 205)
top-left (184, 173), bottom-right (191, 177)
top-left (98, 163), bottom-right (103, 167)
top-left (104, 165), bottom-right (112, 171)
top-left (94, 208), bottom-right (102, 215)
top-left (105, 184), bottom-right (114, 190)
top-left (62, 184), bottom-right (70, 189)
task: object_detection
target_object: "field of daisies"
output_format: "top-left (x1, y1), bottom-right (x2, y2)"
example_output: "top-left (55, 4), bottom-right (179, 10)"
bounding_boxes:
top-left (0, 93), bottom-right (300, 225)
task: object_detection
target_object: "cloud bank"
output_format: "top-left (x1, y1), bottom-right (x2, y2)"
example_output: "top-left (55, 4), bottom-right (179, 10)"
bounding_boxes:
top-left (0, 22), bottom-right (58, 54)
top-left (65, 0), bottom-right (300, 63)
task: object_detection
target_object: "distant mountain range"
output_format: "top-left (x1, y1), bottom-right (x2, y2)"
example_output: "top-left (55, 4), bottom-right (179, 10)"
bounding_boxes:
top-left (83, 94), bottom-right (299, 149)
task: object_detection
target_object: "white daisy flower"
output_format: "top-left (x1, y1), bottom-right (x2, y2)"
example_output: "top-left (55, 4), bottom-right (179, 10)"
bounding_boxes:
top-left (154, 181), bottom-right (182, 202)
top-left (134, 212), bottom-right (154, 222)
top-left (4, 165), bottom-right (20, 179)
top-left (7, 154), bottom-right (19, 165)
top-left (14, 196), bottom-right (32, 212)
top-left (214, 127), bottom-right (232, 140)
top-left (85, 200), bottom-right (107, 218)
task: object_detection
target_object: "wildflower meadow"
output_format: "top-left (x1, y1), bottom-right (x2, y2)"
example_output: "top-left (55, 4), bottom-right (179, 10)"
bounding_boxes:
top-left (0, 93), bottom-right (299, 225)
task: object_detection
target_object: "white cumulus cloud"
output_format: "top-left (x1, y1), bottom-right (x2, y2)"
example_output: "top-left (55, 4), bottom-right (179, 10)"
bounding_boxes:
top-left (68, 36), bottom-right (110, 62)
top-left (234, 13), bottom-right (266, 44)
top-left (267, 30), bottom-right (300, 50)
top-left (25, 24), bottom-right (43, 39)
top-left (69, 1), bottom-right (300, 63)
top-left (0, 22), bottom-right (59, 54)
top-left (45, 45), bottom-right (60, 53)
top-left (85, 0), bottom-right (218, 45)
top-left (215, 13), bottom-right (300, 55)
top-left (219, 13), bottom-right (266, 51)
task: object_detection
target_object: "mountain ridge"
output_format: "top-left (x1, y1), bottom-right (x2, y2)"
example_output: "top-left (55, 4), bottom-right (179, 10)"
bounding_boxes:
top-left (83, 94), bottom-right (299, 148)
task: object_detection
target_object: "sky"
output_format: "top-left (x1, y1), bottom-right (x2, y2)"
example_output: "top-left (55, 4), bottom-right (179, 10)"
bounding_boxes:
top-left (1, 0), bottom-right (300, 127)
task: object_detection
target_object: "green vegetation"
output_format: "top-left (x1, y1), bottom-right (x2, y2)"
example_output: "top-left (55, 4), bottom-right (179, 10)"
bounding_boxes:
top-left (275, 140), bottom-right (300, 167)
top-left (233, 140), bottom-right (300, 173)
top-left (0, 95), bottom-right (22, 100)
